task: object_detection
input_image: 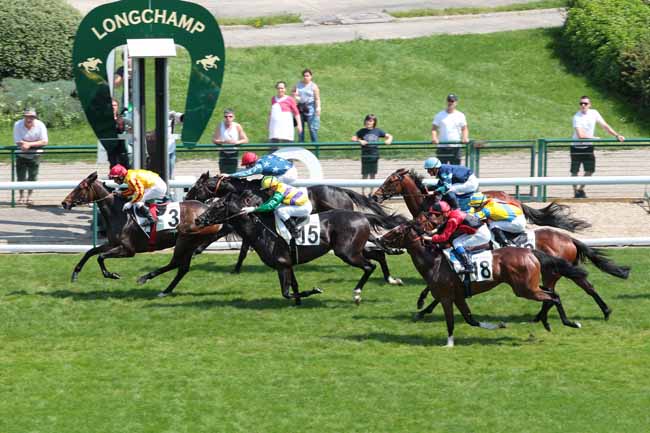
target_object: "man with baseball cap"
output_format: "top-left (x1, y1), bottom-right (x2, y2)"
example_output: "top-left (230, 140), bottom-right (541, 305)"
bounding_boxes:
top-left (13, 108), bottom-right (48, 205)
top-left (431, 93), bottom-right (469, 166)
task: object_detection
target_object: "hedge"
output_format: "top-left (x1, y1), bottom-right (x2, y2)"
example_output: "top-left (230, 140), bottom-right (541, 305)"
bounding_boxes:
top-left (0, 0), bottom-right (81, 82)
top-left (561, 0), bottom-right (650, 108)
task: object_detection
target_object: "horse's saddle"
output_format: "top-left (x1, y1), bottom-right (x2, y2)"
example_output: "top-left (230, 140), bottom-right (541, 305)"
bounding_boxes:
top-left (493, 229), bottom-right (536, 249)
top-left (133, 201), bottom-right (181, 234)
top-left (442, 248), bottom-right (494, 283)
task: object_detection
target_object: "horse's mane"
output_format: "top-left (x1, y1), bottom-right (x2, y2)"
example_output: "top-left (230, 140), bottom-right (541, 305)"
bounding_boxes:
top-left (407, 169), bottom-right (428, 194)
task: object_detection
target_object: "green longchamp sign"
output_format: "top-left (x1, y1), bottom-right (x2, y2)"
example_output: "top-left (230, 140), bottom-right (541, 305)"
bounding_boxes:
top-left (72, 0), bottom-right (225, 147)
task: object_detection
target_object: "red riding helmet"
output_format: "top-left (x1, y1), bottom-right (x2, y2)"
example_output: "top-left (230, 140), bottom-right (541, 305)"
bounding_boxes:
top-left (241, 151), bottom-right (258, 166)
top-left (429, 200), bottom-right (451, 216)
top-left (109, 164), bottom-right (128, 178)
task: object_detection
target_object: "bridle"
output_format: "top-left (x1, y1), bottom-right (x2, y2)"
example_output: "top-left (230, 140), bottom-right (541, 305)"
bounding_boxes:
top-left (68, 180), bottom-right (113, 207)
top-left (374, 170), bottom-right (424, 201)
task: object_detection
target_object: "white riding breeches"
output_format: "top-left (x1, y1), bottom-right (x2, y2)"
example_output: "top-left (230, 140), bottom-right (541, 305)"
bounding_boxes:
top-left (450, 174), bottom-right (479, 195)
top-left (274, 197), bottom-right (312, 240)
top-left (452, 224), bottom-right (491, 250)
top-left (278, 166), bottom-right (298, 184)
top-left (142, 178), bottom-right (168, 202)
top-left (488, 214), bottom-right (527, 233)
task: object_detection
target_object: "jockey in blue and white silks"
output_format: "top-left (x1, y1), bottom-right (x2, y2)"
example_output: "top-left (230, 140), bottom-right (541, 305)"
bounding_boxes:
top-left (423, 157), bottom-right (479, 211)
top-left (230, 152), bottom-right (297, 184)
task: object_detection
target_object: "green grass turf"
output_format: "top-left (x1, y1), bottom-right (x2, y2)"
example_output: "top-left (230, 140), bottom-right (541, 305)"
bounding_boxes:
top-left (2, 28), bottom-right (649, 156)
top-left (1, 248), bottom-right (649, 432)
top-left (389, 0), bottom-right (569, 18)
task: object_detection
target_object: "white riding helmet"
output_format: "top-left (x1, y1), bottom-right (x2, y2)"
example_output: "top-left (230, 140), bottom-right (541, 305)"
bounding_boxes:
top-left (424, 157), bottom-right (442, 170)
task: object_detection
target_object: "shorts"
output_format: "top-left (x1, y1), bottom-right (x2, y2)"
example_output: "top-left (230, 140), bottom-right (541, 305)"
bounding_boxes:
top-left (436, 146), bottom-right (462, 165)
top-left (219, 151), bottom-right (239, 174)
top-left (361, 156), bottom-right (378, 176)
top-left (570, 147), bottom-right (595, 174)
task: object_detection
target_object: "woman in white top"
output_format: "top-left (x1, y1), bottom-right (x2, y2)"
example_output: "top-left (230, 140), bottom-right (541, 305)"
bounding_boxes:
top-left (292, 68), bottom-right (321, 143)
top-left (213, 108), bottom-right (249, 174)
top-left (268, 81), bottom-right (302, 150)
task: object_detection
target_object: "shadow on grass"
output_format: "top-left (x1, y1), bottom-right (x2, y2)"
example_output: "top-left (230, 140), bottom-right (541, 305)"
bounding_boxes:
top-left (614, 293), bottom-right (650, 300)
top-left (336, 332), bottom-right (521, 347)
top-left (145, 296), bottom-right (377, 310)
top-left (13, 288), bottom-right (234, 301)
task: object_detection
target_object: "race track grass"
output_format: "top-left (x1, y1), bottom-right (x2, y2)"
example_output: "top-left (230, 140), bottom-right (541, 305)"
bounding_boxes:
top-left (1, 248), bottom-right (649, 432)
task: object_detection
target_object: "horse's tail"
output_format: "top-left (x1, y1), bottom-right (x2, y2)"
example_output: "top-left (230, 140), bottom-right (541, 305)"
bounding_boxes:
top-left (522, 202), bottom-right (591, 232)
top-left (365, 213), bottom-right (408, 231)
top-left (533, 249), bottom-right (589, 281)
top-left (343, 188), bottom-right (392, 216)
top-left (572, 238), bottom-right (630, 279)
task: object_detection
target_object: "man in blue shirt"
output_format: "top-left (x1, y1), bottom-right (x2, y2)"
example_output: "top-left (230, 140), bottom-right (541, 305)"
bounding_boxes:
top-left (423, 157), bottom-right (479, 211)
top-left (229, 151), bottom-right (297, 183)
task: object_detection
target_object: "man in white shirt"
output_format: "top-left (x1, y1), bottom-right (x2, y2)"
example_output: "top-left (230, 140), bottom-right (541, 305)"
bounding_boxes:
top-left (432, 93), bottom-right (469, 166)
top-left (13, 108), bottom-right (48, 205)
top-left (571, 96), bottom-right (624, 198)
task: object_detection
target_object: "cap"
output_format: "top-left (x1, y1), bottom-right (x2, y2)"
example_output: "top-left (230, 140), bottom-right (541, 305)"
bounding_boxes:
top-left (23, 108), bottom-right (37, 117)
top-left (446, 93), bottom-right (458, 102)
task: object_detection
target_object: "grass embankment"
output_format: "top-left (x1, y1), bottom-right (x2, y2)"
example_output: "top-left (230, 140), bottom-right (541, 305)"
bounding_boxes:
top-left (1, 28), bottom-right (648, 160)
top-left (1, 248), bottom-right (649, 432)
top-left (390, 0), bottom-right (569, 18)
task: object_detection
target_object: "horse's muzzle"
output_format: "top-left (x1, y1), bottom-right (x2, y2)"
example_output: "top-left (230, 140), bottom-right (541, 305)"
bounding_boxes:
top-left (371, 194), bottom-right (385, 204)
top-left (61, 201), bottom-right (73, 210)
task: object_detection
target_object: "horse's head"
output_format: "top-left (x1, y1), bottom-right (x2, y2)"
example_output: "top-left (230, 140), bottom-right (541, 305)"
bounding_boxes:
top-left (185, 171), bottom-right (228, 202)
top-left (377, 222), bottom-right (414, 249)
top-left (371, 168), bottom-right (411, 203)
top-left (194, 190), bottom-right (262, 227)
top-left (62, 171), bottom-right (104, 210)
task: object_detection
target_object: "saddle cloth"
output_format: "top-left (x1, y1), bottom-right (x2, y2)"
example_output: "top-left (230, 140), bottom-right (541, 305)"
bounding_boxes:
top-left (274, 214), bottom-right (320, 246)
top-left (443, 248), bottom-right (494, 283)
top-left (493, 229), bottom-right (536, 249)
top-left (133, 202), bottom-right (181, 234)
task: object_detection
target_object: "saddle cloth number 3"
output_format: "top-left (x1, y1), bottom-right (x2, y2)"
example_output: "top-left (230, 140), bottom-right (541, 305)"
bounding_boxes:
top-left (157, 202), bottom-right (181, 231)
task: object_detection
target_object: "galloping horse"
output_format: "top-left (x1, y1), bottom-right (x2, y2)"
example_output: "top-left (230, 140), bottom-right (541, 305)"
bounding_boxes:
top-left (372, 168), bottom-right (629, 319)
top-left (61, 172), bottom-right (223, 295)
top-left (379, 222), bottom-right (586, 347)
top-left (371, 168), bottom-right (591, 232)
top-left (194, 190), bottom-right (405, 305)
top-left (186, 172), bottom-right (405, 284)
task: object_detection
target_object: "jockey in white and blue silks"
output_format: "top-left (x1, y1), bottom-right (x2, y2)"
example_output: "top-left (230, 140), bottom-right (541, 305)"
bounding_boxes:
top-left (424, 157), bottom-right (479, 211)
top-left (230, 152), bottom-right (298, 184)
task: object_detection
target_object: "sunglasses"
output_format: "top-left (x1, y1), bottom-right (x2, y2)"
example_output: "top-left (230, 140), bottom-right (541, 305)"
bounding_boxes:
top-left (579, 102), bottom-right (590, 106)
top-left (224, 115), bottom-right (233, 118)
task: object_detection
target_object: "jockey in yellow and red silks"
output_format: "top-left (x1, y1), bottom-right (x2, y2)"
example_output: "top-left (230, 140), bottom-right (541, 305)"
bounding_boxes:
top-left (108, 164), bottom-right (167, 224)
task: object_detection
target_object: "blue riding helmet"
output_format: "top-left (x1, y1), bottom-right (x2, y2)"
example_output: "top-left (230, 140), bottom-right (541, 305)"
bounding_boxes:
top-left (424, 157), bottom-right (442, 170)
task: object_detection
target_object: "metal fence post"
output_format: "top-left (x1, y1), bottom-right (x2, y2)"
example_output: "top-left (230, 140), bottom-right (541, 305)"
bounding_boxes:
top-left (10, 148), bottom-right (16, 207)
top-left (536, 139), bottom-right (546, 201)
top-left (92, 203), bottom-right (98, 248)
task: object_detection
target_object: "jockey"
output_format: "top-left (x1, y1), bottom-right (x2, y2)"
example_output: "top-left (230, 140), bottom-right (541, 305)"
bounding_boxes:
top-left (241, 175), bottom-right (312, 242)
top-left (229, 151), bottom-right (298, 184)
top-left (421, 201), bottom-right (490, 296)
top-left (108, 164), bottom-right (167, 225)
top-left (423, 157), bottom-right (479, 211)
top-left (468, 192), bottom-right (526, 246)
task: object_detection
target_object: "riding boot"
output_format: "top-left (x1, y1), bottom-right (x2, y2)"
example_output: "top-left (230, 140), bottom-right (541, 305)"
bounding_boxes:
top-left (140, 205), bottom-right (156, 226)
top-left (455, 249), bottom-right (475, 298)
top-left (491, 227), bottom-right (510, 247)
top-left (284, 218), bottom-right (301, 240)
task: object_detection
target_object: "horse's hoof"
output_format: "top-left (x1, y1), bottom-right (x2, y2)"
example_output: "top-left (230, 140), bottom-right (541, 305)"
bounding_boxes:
top-left (313, 287), bottom-right (324, 295)
top-left (387, 276), bottom-right (403, 286)
top-left (137, 276), bottom-right (148, 285)
top-left (444, 336), bottom-right (455, 348)
top-left (574, 321), bottom-right (582, 329)
top-left (71, 273), bottom-right (78, 283)
top-left (542, 322), bottom-right (551, 332)
top-left (157, 292), bottom-right (169, 298)
top-left (105, 272), bottom-right (120, 280)
top-left (230, 269), bottom-right (241, 274)
top-left (412, 312), bottom-right (423, 322)
top-left (604, 309), bottom-right (612, 321)
top-left (498, 322), bottom-right (507, 329)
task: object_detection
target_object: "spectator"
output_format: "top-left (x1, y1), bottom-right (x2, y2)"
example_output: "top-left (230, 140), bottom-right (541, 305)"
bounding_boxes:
top-left (432, 93), bottom-right (469, 166)
top-left (168, 110), bottom-right (184, 179)
top-left (292, 68), bottom-right (321, 143)
top-left (571, 96), bottom-right (624, 198)
top-left (13, 108), bottom-right (48, 205)
top-left (107, 99), bottom-right (131, 169)
top-left (212, 108), bottom-right (249, 174)
top-left (351, 114), bottom-right (393, 194)
top-left (268, 81), bottom-right (302, 150)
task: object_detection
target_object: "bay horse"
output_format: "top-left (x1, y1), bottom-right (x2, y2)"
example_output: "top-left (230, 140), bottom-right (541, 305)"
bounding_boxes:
top-left (194, 190), bottom-right (405, 305)
top-left (371, 168), bottom-right (591, 232)
top-left (185, 172), bottom-right (405, 285)
top-left (373, 168), bottom-right (629, 319)
top-left (378, 222), bottom-right (586, 347)
top-left (61, 172), bottom-right (223, 295)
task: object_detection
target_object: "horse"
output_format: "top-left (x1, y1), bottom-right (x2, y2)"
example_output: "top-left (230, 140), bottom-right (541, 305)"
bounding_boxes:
top-left (372, 168), bottom-right (629, 320)
top-left (61, 172), bottom-right (223, 296)
top-left (194, 190), bottom-right (405, 305)
top-left (371, 168), bottom-right (591, 232)
top-left (185, 172), bottom-right (405, 285)
top-left (378, 222), bottom-right (586, 347)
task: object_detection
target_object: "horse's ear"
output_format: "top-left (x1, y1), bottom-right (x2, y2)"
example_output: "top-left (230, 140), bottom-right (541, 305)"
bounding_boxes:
top-left (200, 172), bottom-right (208, 180)
top-left (88, 171), bottom-right (98, 182)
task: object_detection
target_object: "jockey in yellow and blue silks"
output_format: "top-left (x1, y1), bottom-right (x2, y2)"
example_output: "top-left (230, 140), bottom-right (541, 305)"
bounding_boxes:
top-left (468, 192), bottom-right (526, 246)
top-left (108, 164), bottom-right (167, 225)
top-left (424, 157), bottom-right (479, 211)
top-left (241, 175), bottom-right (312, 241)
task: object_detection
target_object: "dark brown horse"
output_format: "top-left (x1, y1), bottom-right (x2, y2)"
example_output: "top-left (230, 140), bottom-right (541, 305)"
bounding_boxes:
top-left (194, 190), bottom-right (405, 305)
top-left (61, 172), bottom-right (223, 296)
top-left (371, 168), bottom-right (591, 232)
top-left (379, 222), bottom-right (585, 347)
top-left (372, 168), bottom-right (629, 319)
top-left (185, 172), bottom-right (405, 285)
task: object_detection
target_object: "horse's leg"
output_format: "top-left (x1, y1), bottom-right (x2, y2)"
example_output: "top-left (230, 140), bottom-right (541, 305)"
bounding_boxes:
top-left (546, 289), bottom-right (582, 329)
top-left (71, 244), bottom-right (113, 282)
top-left (290, 267), bottom-right (323, 299)
top-left (363, 248), bottom-right (403, 285)
top-left (97, 245), bottom-right (136, 279)
top-left (336, 251), bottom-right (376, 305)
top-left (277, 268), bottom-right (300, 305)
top-left (454, 297), bottom-right (505, 330)
top-left (440, 297), bottom-right (456, 348)
top-left (416, 286), bottom-right (429, 310)
top-left (566, 274), bottom-right (612, 321)
top-left (533, 273), bottom-right (561, 322)
top-left (413, 287), bottom-right (440, 322)
top-left (232, 239), bottom-right (251, 274)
